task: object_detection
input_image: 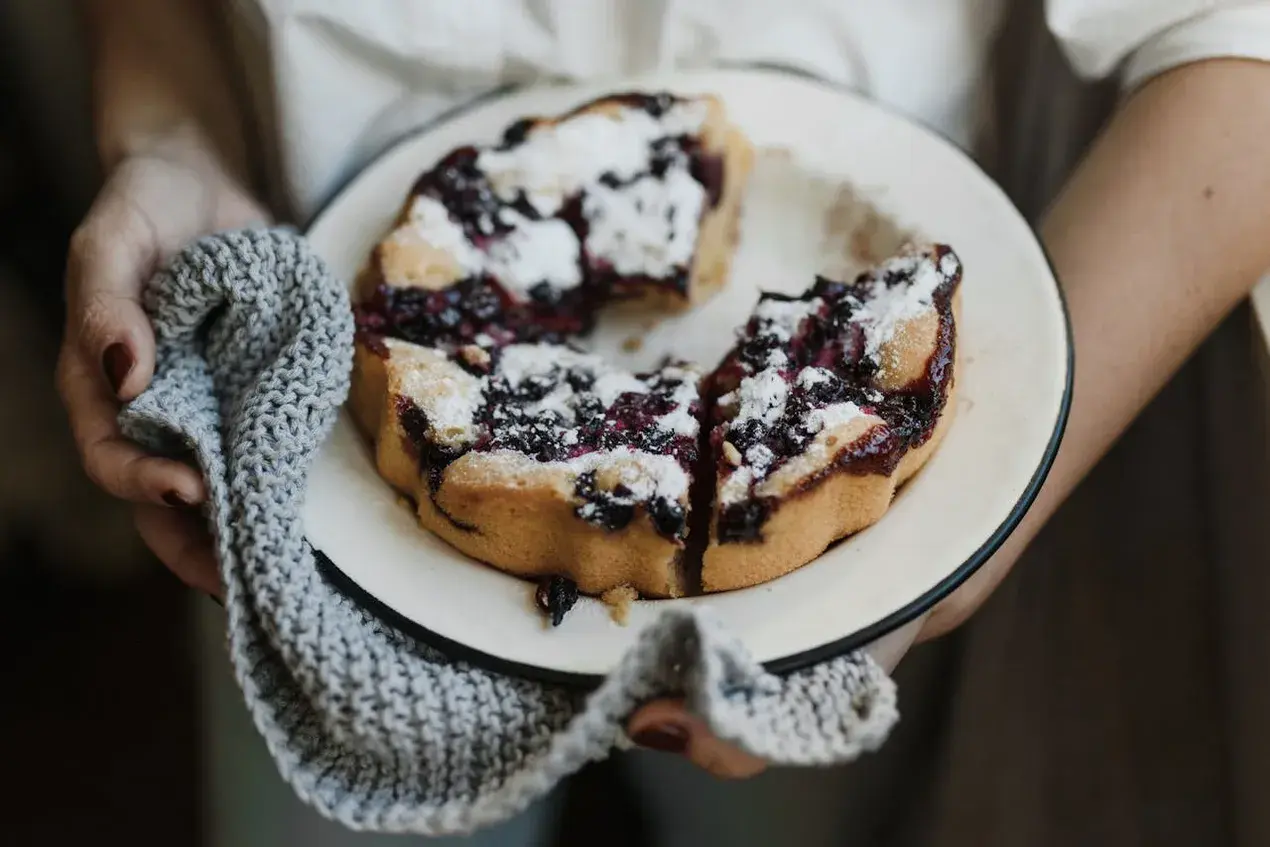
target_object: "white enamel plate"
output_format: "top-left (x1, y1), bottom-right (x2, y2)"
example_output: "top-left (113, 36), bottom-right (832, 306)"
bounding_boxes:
top-left (304, 68), bottom-right (1071, 684)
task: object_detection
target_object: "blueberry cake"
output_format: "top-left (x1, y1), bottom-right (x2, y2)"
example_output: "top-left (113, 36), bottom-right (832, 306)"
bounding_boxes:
top-left (701, 244), bottom-right (963, 592)
top-left (349, 337), bottom-right (703, 598)
top-left (348, 88), bottom-right (963, 615)
top-left (362, 91), bottom-right (755, 331)
top-left (351, 90), bottom-right (752, 604)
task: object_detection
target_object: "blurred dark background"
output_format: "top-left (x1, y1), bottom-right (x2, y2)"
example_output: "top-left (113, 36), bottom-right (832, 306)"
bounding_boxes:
top-left (0, 3), bottom-right (203, 845)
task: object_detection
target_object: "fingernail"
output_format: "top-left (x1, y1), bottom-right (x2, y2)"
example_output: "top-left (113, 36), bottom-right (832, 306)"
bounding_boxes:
top-left (631, 723), bottom-right (690, 754)
top-left (163, 491), bottom-right (191, 508)
top-left (207, 593), bottom-right (224, 608)
top-left (103, 343), bottom-right (134, 397)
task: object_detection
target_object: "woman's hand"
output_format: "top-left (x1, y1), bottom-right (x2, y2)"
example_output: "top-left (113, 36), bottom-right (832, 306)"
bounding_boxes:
top-left (56, 131), bottom-right (265, 596)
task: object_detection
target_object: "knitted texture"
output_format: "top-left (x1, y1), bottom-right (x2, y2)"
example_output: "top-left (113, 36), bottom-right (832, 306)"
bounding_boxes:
top-left (119, 229), bottom-right (900, 836)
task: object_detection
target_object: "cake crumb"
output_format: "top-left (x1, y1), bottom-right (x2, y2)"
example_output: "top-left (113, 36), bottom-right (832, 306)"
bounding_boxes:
top-left (622, 335), bottom-right (643, 353)
top-left (601, 585), bottom-right (638, 625)
top-left (722, 441), bottom-right (743, 466)
top-left (459, 344), bottom-right (491, 370)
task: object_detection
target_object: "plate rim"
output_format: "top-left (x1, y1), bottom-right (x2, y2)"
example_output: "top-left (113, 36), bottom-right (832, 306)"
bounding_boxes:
top-left (305, 63), bottom-right (1074, 688)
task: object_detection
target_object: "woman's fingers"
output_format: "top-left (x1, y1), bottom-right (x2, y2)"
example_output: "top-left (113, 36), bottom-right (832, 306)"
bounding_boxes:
top-left (56, 171), bottom-right (209, 507)
top-left (627, 699), bottom-right (768, 779)
top-left (56, 342), bottom-right (205, 506)
top-left (65, 192), bottom-right (161, 400)
top-left (133, 504), bottom-right (222, 598)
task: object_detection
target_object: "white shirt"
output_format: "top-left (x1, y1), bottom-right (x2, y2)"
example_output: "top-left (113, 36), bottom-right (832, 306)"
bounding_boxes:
top-left (226, 0), bottom-right (1270, 221)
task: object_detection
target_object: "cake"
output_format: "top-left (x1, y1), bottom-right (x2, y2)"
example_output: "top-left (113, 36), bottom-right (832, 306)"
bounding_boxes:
top-left (349, 88), bottom-right (962, 623)
top-left (362, 91), bottom-right (755, 327)
top-left (701, 244), bottom-right (963, 592)
top-left (350, 337), bottom-right (703, 600)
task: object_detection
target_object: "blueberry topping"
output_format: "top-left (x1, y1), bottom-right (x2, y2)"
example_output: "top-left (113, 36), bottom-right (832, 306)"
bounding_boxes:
top-left (368, 90), bottom-right (724, 338)
top-left (356, 278), bottom-right (515, 350)
top-left (648, 497), bottom-right (687, 539)
top-left (718, 501), bottom-right (769, 543)
top-left (394, 397), bottom-right (464, 493)
top-left (528, 282), bottom-right (563, 306)
top-left (365, 97), bottom-right (965, 564)
top-left (572, 472), bottom-right (636, 532)
top-left (535, 575), bottom-right (579, 626)
top-left (713, 249), bottom-right (958, 542)
top-left (500, 118), bottom-right (534, 148)
top-left (411, 147), bottom-right (508, 241)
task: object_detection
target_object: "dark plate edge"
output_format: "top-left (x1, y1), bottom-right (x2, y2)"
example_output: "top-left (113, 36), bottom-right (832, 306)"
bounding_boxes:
top-left (306, 63), bottom-right (1076, 690)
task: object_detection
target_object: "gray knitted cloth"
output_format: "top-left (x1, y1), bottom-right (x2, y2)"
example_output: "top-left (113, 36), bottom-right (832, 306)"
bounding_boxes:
top-left (120, 229), bottom-right (899, 836)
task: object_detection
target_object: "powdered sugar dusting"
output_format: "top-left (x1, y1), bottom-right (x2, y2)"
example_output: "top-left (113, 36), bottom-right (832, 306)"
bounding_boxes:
top-left (483, 211), bottom-right (582, 297)
top-left (583, 168), bottom-right (706, 279)
top-left (478, 101), bottom-right (708, 216)
top-left (804, 401), bottom-right (864, 434)
top-left (735, 368), bottom-right (788, 427)
top-left (753, 297), bottom-right (823, 342)
top-left (399, 196), bottom-right (582, 300)
top-left (476, 447), bottom-right (689, 504)
top-left (592, 370), bottom-right (650, 407)
top-left (400, 195), bottom-right (480, 267)
top-left (569, 447), bottom-right (690, 505)
top-left (398, 96), bottom-right (716, 303)
top-left (391, 340), bottom-right (700, 516)
top-left (797, 367), bottom-right (833, 388)
top-left (656, 378), bottom-right (701, 437)
top-left (493, 345), bottom-right (700, 447)
top-left (497, 344), bottom-right (656, 413)
top-left (719, 466), bottom-right (754, 504)
top-left (854, 246), bottom-right (957, 363)
top-left (498, 344), bottom-right (593, 390)
top-left (394, 348), bottom-right (485, 449)
top-left (745, 444), bottom-right (775, 474)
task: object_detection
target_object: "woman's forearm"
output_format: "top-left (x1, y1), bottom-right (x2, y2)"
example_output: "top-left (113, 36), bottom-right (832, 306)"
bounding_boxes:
top-left (924, 58), bottom-right (1270, 637)
top-left (1041, 59), bottom-right (1270, 492)
top-left (83, 0), bottom-right (248, 177)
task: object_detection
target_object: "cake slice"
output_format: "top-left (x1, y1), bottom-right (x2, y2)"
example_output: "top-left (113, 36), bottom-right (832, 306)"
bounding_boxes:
top-left (351, 336), bottom-right (704, 601)
top-left (365, 91), bottom-right (754, 330)
top-left (701, 244), bottom-right (963, 592)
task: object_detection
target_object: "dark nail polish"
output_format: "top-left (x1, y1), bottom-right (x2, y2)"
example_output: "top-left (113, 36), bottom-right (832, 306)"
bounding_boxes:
top-left (163, 491), bottom-right (190, 508)
top-left (631, 724), bottom-right (690, 754)
top-left (103, 343), bottom-right (134, 397)
top-left (207, 593), bottom-right (224, 608)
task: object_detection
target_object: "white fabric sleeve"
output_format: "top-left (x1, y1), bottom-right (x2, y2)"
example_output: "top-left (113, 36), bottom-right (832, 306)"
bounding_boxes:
top-left (1046, 1), bottom-right (1270, 89)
